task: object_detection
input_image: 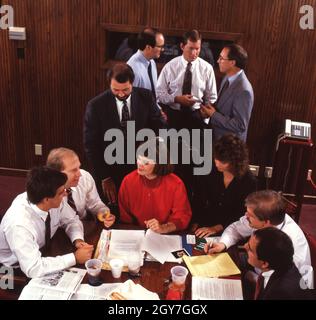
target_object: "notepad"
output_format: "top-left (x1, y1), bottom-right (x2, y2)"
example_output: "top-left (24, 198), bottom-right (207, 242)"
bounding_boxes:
top-left (183, 253), bottom-right (241, 278)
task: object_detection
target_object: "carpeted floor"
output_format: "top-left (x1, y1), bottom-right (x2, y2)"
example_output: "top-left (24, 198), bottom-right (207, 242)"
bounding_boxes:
top-left (0, 175), bottom-right (315, 237)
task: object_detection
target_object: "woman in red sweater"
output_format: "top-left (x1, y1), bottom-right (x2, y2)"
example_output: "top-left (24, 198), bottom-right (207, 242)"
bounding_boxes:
top-left (118, 139), bottom-right (192, 233)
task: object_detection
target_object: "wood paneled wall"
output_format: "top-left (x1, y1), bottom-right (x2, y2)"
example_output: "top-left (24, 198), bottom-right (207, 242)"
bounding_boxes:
top-left (0, 0), bottom-right (316, 181)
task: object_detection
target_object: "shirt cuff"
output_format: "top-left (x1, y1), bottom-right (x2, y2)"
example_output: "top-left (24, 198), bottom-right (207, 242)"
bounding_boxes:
top-left (219, 236), bottom-right (233, 249)
top-left (62, 253), bottom-right (77, 268)
top-left (204, 117), bottom-right (210, 125)
top-left (69, 232), bottom-right (84, 244)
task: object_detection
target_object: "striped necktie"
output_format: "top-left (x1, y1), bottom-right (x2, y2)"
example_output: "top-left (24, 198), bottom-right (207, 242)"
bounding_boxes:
top-left (67, 188), bottom-right (78, 214)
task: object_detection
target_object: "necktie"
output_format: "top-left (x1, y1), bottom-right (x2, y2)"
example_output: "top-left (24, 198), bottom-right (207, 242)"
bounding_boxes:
top-left (216, 79), bottom-right (229, 105)
top-left (121, 100), bottom-right (130, 128)
top-left (67, 188), bottom-right (78, 213)
top-left (147, 62), bottom-right (156, 101)
top-left (182, 62), bottom-right (192, 95)
top-left (44, 211), bottom-right (51, 251)
top-left (254, 273), bottom-right (264, 300)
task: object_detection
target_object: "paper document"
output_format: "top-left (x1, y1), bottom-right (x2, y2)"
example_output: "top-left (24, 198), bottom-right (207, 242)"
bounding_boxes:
top-left (143, 229), bottom-right (182, 264)
top-left (183, 253), bottom-right (241, 278)
top-left (19, 267), bottom-right (86, 300)
top-left (71, 283), bottom-right (122, 300)
top-left (108, 229), bottom-right (145, 260)
top-left (95, 229), bottom-right (145, 271)
top-left (192, 276), bottom-right (243, 300)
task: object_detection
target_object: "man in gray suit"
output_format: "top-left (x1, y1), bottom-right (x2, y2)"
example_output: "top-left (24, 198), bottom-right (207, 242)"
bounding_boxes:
top-left (200, 44), bottom-right (254, 142)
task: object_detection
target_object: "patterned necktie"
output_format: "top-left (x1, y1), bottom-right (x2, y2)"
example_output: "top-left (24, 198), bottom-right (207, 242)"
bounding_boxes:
top-left (147, 62), bottom-right (156, 101)
top-left (182, 62), bottom-right (192, 95)
top-left (254, 273), bottom-right (264, 300)
top-left (45, 211), bottom-right (51, 251)
top-left (121, 100), bottom-right (130, 128)
top-left (216, 79), bottom-right (229, 105)
top-left (67, 188), bottom-right (78, 213)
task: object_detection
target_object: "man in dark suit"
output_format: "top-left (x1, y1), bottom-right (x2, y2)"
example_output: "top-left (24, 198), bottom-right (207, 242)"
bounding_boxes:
top-left (245, 227), bottom-right (312, 300)
top-left (84, 63), bottom-right (165, 208)
top-left (199, 44), bottom-right (254, 142)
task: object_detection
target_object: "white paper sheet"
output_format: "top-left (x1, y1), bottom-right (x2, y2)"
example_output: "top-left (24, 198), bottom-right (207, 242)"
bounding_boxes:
top-left (71, 283), bottom-right (122, 300)
top-left (192, 276), bottom-right (243, 300)
top-left (142, 229), bottom-right (182, 264)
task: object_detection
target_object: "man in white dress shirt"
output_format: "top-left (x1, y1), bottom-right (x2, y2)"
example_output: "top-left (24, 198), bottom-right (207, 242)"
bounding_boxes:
top-left (156, 29), bottom-right (217, 130)
top-left (205, 190), bottom-right (311, 273)
top-left (0, 166), bottom-right (94, 278)
top-left (46, 147), bottom-right (116, 227)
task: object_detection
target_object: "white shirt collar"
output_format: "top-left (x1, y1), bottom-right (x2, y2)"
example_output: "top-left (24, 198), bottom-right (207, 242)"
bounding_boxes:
top-left (181, 55), bottom-right (198, 69)
top-left (115, 95), bottom-right (131, 106)
top-left (261, 269), bottom-right (275, 288)
top-left (29, 202), bottom-right (49, 222)
top-left (227, 69), bottom-right (243, 84)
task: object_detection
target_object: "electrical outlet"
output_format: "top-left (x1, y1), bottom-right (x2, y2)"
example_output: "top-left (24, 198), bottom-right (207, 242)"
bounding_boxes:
top-left (265, 166), bottom-right (273, 178)
top-left (249, 165), bottom-right (259, 177)
top-left (307, 169), bottom-right (312, 181)
top-left (34, 144), bottom-right (42, 156)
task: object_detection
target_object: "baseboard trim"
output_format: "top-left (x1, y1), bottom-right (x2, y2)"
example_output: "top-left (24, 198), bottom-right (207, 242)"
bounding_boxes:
top-left (0, 167), bottom-right (28, 177)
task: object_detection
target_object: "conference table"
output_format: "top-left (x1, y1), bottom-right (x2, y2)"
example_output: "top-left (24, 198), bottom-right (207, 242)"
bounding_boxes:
top-left (0, 220), bottom-right (242, 300)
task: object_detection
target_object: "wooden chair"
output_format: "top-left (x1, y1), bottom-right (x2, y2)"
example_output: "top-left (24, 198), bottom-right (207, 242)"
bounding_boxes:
top-left (270, 137), bottom-right (313, 223)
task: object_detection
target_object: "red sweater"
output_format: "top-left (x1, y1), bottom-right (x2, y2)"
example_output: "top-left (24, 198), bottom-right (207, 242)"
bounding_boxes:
top-left (118, 170), bottom-right (192, 230)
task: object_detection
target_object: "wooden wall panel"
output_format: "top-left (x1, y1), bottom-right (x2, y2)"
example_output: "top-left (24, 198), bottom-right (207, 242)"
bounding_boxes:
top-left (0, 0), bottom-right (316, 183)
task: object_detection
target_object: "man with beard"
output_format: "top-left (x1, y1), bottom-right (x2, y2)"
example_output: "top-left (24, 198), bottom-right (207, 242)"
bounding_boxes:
top-left (84, 63), bottom-right (165, 209)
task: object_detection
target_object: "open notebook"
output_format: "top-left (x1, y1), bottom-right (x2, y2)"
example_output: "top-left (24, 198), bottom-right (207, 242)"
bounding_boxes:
top-left (94, 229), bottom-right (192, 270)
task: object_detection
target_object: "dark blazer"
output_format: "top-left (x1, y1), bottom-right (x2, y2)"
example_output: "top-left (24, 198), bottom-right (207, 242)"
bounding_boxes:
top-left (210, 70), bottom-right (254, 142)
top-left (84, 87), bottom-right (166, 190)
top-left (258, 265), bottom-right (312, 300)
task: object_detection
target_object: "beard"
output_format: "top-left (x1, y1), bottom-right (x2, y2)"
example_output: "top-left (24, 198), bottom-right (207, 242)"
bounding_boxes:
top-left (115, 94), bottom-right (130, 101)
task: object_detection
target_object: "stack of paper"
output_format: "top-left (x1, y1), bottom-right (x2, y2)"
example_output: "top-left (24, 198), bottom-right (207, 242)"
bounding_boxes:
top-left (192, 276), bottom-right (243, 300)
top-left (95, 229), bottom-right (145, 271)
top-left (142, 229), bottom-right (182, 264)
top-left (183, 253), bottom-right (241, 278)
top-left (95, 229), bottom-right (184, 267)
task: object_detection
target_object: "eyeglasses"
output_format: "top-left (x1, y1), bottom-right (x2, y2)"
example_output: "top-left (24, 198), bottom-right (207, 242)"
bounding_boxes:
top-left (218, 55), bottom-right (231, 61)
top-left (137, 156), bottom-right (155, 166)
top-left (155, 44), bottom-right (164, 49)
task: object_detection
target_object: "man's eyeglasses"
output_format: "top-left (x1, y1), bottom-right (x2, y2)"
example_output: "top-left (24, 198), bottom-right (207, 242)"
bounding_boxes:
top-left (218, 55), bottom-right (231, 61)
top-left (155, 45), bottom-right (164, 49)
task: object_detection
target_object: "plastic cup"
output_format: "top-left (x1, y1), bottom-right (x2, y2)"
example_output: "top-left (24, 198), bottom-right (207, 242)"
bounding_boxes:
top-left (170, 266), bottom-right (188, 286)
top-left (85, 258), bottom-right (102, 286)
top-left (109, 258), bottom-right (124, 278)
top-left (127, 253), bottom-right (141, 277)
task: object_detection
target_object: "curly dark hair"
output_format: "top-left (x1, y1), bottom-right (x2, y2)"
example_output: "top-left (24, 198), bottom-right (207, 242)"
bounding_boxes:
top-left (214, 134), bottom-right (249, 178)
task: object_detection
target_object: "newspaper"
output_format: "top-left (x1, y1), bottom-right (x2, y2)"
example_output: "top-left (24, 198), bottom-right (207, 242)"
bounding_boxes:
top-left (71, 283), bottom-right (122, 300)
top-left (19, 267), bottom-right (86, 300)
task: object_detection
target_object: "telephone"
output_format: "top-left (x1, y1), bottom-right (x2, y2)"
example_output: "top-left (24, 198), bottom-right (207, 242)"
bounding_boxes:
top-left (285, 119), bottom-right (311, 140)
